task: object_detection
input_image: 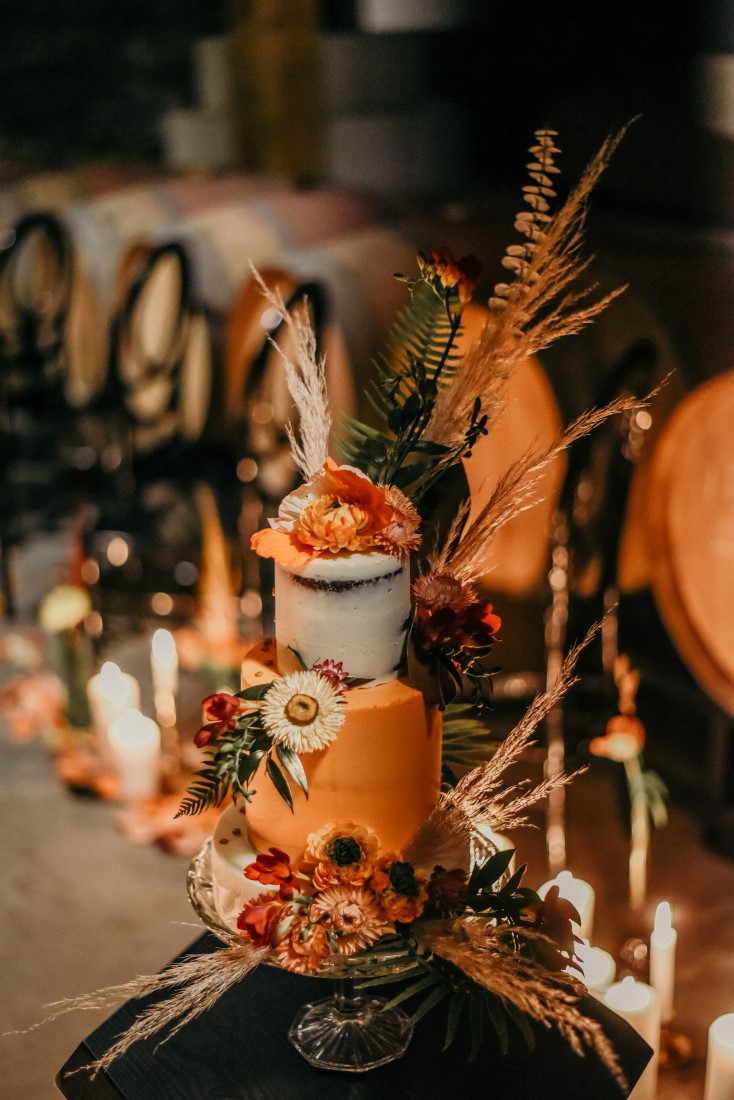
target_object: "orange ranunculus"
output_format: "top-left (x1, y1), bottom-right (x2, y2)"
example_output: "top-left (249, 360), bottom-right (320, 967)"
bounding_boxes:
top-left (275, 917), bottom-right (331, 974)
top-left (244, 847), bottom-right (299, 899)
top-left (304, 823), bottom-right (380, 889)
top-left (370, 856), bottom-right (428, 924)
top-left (237, 892), bottom-right (289, 946)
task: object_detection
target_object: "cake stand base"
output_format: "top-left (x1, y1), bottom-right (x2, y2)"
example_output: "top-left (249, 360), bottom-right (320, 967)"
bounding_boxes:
top-left (288, 980), bottom-right (413, 1072)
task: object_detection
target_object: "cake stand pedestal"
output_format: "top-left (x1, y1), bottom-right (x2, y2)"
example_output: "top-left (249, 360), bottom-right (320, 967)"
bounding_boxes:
top-left (288, 977), bottom-right (413, 1072)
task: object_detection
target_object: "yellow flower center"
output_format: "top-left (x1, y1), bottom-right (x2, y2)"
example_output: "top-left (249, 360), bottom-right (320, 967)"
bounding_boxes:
top-left (284, 693), bottom-right (320, 726)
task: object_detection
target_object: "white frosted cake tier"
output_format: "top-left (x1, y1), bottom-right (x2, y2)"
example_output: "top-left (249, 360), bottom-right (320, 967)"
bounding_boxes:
top-left (211, 802), bottom-right (276, 929)
top-left (274, 552), bottom-right (410, 683)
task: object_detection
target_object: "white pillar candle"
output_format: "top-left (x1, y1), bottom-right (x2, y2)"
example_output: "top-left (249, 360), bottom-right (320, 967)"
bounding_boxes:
top-left (604, 977), bottom-right (660, 1100)
top-left (649, 901), bottom-right (677, 1023)
top-left (705, 1014), bottom-right (734, 1100)
top-left (151, 628), bottom-right (179, 726)
top-left (538, 869), bottom-right (596, 941)
top-left (572, 939), bottom-right (616, 997)
top-left (108, 708), bottom-right (161, 801)
top-left (87, 661), bottom-right (141, 743)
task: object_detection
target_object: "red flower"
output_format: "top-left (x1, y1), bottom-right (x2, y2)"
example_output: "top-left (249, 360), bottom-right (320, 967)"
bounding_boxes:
top-left (194, 692), bottom-right (248, 748)
top-left (426, 866), bottom-right (469, 918)
top-left (237, 892), bottom-right (288, 946)
top-left (244, 847), bottom-right (299, 899)
top-left (424, 247), bottom-right (482, 304)
top-left (311, 659), bottom-right (349, 695)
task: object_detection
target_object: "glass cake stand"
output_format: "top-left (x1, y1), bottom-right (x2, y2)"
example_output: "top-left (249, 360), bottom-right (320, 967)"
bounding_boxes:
top-left (187, 839), bottom-right (415, 1072)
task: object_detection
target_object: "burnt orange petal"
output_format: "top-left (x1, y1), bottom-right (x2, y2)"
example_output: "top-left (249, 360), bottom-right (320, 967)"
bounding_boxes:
top-left (250, 527), bottom-right (318, 567)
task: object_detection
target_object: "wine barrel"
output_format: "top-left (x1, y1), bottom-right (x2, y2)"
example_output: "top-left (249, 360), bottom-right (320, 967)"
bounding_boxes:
top-left (64, 183), bottom-right (377, 407)
top-left (646, 373), bottom-right (734, 717)
top-left (459, 305), bottom-right (565, 597)
top-left (0, 212), bottom-right (73, 408)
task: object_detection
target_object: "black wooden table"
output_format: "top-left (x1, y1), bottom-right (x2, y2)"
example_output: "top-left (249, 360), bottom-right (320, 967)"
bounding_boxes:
top-left (57, 934), bottom-right (651, 1100)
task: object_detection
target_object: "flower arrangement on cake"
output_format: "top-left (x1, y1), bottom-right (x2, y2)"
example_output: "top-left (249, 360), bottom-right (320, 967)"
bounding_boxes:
top-left (45, 128), bottom-right (656, 1090)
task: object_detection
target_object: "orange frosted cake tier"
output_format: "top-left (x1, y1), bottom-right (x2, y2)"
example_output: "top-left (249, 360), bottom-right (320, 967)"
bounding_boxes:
top-left (241, 639), bottom-right (442, 859)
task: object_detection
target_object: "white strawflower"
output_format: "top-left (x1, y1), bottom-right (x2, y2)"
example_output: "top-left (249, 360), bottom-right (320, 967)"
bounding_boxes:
top-left (261, 669), bottom-right (345, 753)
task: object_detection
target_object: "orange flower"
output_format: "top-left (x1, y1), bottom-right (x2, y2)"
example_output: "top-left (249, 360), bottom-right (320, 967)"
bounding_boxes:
top-left (370, 856), bottom-right (429, 923)
top-left (237, 891), bottom-right (289, 946)
top-left (304, 823), bottom-right (380, 889)
top-left (589, 714), bottom-right (645, 763)
top-left (275, 917), bottom-right (331, 974)
top-left (244, 847), bottom-right (299, 899)
top-left (296, 494), bottom-right (376, 554)
top-left (422, 247), bottom-right (482, 304)
top-left (250, 459), bottom-right (419, 565)
top-left (310, 884), bottom-right (393, 955)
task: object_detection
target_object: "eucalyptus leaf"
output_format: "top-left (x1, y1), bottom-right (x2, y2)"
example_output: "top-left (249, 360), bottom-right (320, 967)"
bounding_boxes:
top-left (265, 756), bottom-right (293, 812)
top-left (276, 744), bottom-right (309, 797)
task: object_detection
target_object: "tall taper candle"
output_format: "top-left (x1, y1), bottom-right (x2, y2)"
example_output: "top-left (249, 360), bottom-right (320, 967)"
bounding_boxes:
top-left (605, 977), bottom-right (660, 1100)
top-left (650, 901), bottom-right (677, 1023)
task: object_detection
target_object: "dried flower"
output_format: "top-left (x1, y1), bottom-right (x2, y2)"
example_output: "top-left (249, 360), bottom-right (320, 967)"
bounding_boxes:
top-left (376, 484), bottom-right (422, 558)
top-left (412, 572), bottom-right (478, 614)
top-left (244, 847), bottom-right (299, 899)
top-left (426, 866), bottom-right (469, 918)
top-left (311, 659), bottom-right (349, 694)
top-left (260, 669), bottom-right (345, 753)
top-left (310, 884), bottom-right (393, 955)
top-left (297, 493), bottom-right (376, 554)
top-left (305, 823), bottom-right (380, 889)
top-left (275, 916), bottom-right (330, 974)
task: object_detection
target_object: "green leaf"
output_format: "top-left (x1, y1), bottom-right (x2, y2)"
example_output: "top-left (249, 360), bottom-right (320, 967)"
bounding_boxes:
top-left (470, 848), bottom-right (516, 892)
top-left (406, 985), bottom-right (449, 1027)
top-left (382, 974), bottom-right (437, 1010)
top-left (468, 990), bottom-right (486, 1061)
top-left (504, 1000), bottom-right (536, 1050)
top-left (485, 993), bottom-right (509, 1056)
top-left (236, 683), bottom-right (273, 701)
top-left (288, 647), bottom-right (308, 670)
top-left (443, 988), bottom-right (468, 1051)
top-left (265, 755), bottom-right (293, 812)
top-left (276, 744), bottom-right (309, 797)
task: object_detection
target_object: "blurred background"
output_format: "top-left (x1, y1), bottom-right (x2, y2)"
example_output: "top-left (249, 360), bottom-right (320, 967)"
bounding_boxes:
top-left (3, 2), bottom-right (734, 1097)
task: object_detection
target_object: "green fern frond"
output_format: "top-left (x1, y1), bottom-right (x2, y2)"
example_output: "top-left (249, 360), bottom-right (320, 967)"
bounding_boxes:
top-left (339, 282), bottom-right (464, 483)
top-left (175, 766), bottom-right (229, 818)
